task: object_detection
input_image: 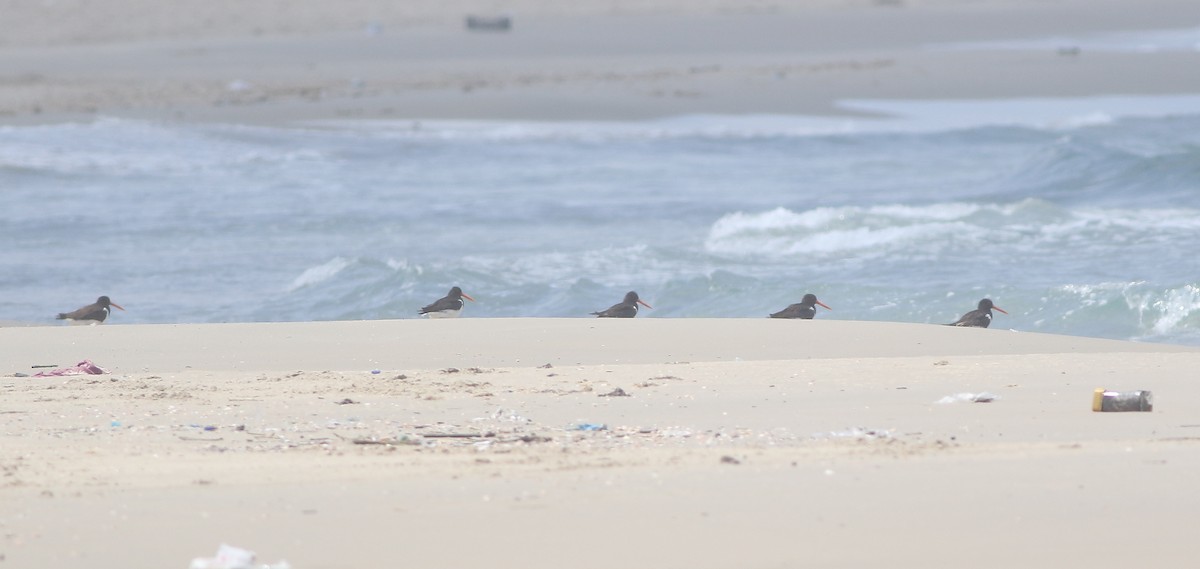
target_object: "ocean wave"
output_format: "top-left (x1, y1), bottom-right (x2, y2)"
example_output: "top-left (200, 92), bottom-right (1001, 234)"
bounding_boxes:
top-left (307, 115), bottom-right (875, 141)
top-left (1109, 283), bottom-right (1200, 339)
top-left (704, 201), bottom-right (1200, 262)
top-left (930, 26), bottom-right (1200, 54)
top-left (267, 258), bottom-right (1200, 343)
top-left (704, 201), bottom-right (1035, 259)
top-left (457, 244), bottom-right (684, 287)
top-left (312, 96), bottom-right (1200, 140)
top-left (5, 115), bottom-right (1199, 346)
top-left (1046, 282), bottom-right (1200, 342)
top-left (1003, 133), bottom-right (1200, 207)
top-left (0, 117), bottom-right (330, 176)
top-left (838, 95), bottom-right (1200, 133)
top-left (286, 257), bottom-right (354, 292)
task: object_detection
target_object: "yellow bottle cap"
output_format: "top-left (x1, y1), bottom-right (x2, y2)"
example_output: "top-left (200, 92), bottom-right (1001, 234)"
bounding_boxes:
top-left (1092, 388), bottom-right (1105, 412)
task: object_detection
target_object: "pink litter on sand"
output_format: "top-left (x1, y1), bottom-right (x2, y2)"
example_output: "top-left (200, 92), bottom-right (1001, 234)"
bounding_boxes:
top-left (33, 360), bottom-right (107, 377)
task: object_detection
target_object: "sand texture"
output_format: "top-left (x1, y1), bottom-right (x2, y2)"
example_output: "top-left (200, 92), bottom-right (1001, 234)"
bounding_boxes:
top-left (3, 319), bottom-right (1199, 567)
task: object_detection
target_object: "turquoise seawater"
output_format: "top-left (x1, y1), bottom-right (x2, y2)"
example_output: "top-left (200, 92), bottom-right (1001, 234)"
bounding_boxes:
top-left (3, 96), bottom-right (1199, 344)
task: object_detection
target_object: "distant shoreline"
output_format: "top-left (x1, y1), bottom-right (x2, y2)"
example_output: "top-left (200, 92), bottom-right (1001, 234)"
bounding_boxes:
top-left (3, 0), bottom-right (1200, 126)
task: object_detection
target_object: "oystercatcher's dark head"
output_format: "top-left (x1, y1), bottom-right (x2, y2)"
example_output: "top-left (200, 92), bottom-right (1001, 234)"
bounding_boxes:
top-left (978, 298), bottom-right (1007, 314)
top-left (624, 291), bottom-right (652, 309)
top-left (97, 296), bottom-right (125, 310)
top-left (801, 294), bottom-right (831, 310)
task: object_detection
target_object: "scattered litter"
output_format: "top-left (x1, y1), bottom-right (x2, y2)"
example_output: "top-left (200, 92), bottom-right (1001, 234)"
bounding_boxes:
top-left (442, 368), bottom-right (460, 374)
top-left (936, 392), bottom-right (998, 404)
top-left (933, 360), bottom-right (950, 366)
top-left (720, 455), bottom-right (741, 465)
top-left (490, 408), bottom-right (531, 423)
top-left (370, 369), bottom-right (381, 374)
top-left (1092, 388), bottom-right (1153, 412)
top-left (178, 435), bottom-right (223, 442)
top-left (814, 427), bottom-right (892, 440)
top-left (423, 432), bottom-right (494, 439)
top-left (574, 423), bottom-right (607, 431)
top-left (332, 432), bottom-right (418, 446)
top-left (598, 388), bottom-right (630, 397)
top-left (33, 360), bottom-right (106, 377)
top-left (538, 363), bottom-right (553, 369)
top-left (517, 434), bottom-right (553, 443)
top-left (31, 364), bottom-right (59, 368)
top-left (189, 544), bottom-right (290, 569)
top-left (350, 436), bottom-right (417, 446)
top-left (336, 398), bottom-right (358, 405)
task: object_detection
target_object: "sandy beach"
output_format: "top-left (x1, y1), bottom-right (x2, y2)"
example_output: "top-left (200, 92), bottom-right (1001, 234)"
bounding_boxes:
top-left (3, 0), bottom-right (1200, 124)
top-left (5, 0), bottom-right (1200, 567)
top-left (3, 320), bottom-right (1200, 568)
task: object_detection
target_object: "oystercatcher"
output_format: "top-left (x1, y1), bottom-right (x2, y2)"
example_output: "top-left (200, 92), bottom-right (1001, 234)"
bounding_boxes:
top-left (419, 286), bottom-right (475, 318)
top-left (56, 296), bottom-right (125, 324)
top-left (769, 293), bottom-right (831, 319)
top-left (592, 291), bottom-right (651, 318)
top-left (949, 298), bottom-right (1007, 328)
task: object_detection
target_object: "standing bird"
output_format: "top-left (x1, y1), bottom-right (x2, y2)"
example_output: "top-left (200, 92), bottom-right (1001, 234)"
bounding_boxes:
top-left (592, 291), bottom-right (652, 318)
top-left (769, 293), bottom-right (831, 320)
top-left (56, 296), bottom-right (125, 324)
top-left (419, 286), bottom-right (476, 318)
top-left (948, 298), bottom-right (1008, 328)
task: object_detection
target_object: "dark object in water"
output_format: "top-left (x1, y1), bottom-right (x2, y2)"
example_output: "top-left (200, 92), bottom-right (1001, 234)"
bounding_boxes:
top-left (465, 15), bottom-right (512, 32)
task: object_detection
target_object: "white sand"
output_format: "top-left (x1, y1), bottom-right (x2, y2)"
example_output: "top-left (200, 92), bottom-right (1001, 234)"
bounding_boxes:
top-left (2, 320), bottom-right (1199, 567)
